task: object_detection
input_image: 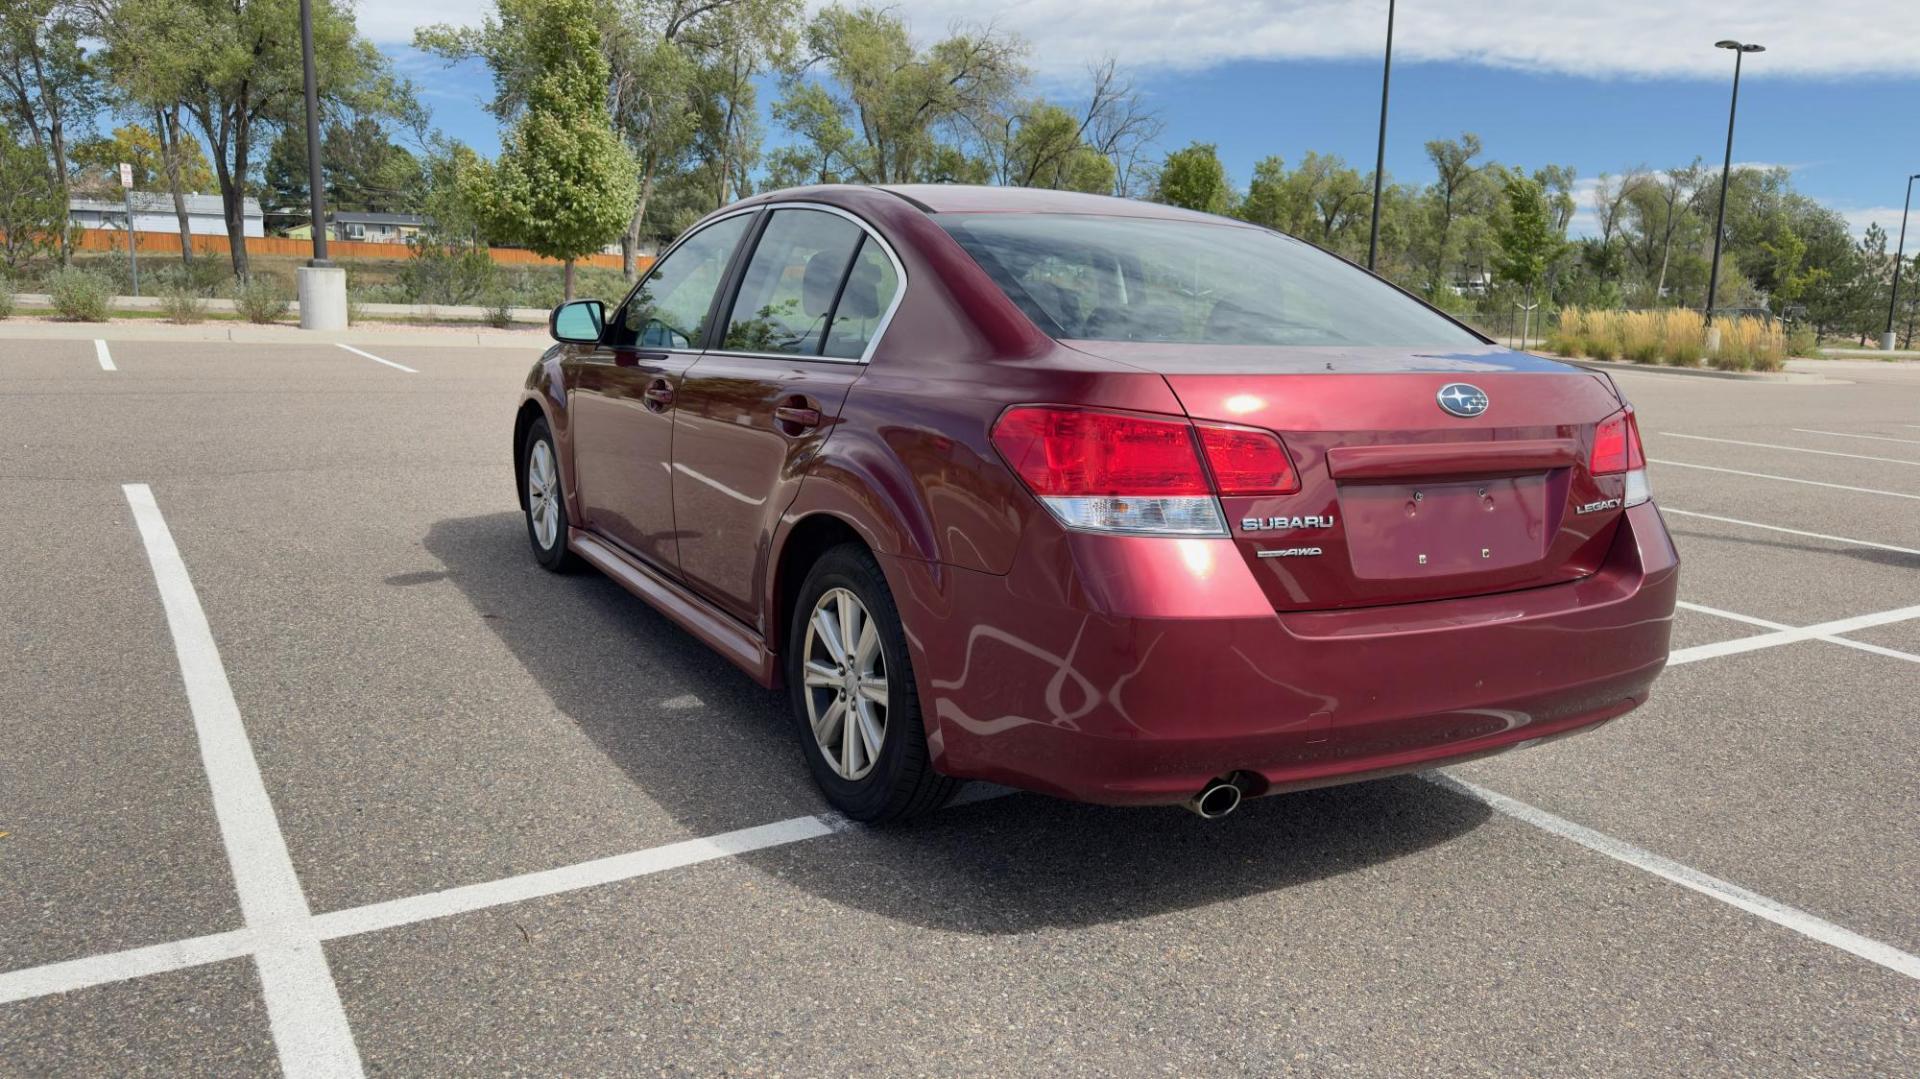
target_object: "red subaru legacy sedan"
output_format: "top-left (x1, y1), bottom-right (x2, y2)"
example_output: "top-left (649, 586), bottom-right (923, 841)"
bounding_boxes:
top-left (515, 184), bottom-right (1677, 822)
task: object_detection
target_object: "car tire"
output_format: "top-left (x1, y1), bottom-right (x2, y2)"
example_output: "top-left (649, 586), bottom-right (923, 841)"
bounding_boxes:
top-left (522, 416), bottom-right (580, 573)
top-left (787, 543), bottom-right (956, 823)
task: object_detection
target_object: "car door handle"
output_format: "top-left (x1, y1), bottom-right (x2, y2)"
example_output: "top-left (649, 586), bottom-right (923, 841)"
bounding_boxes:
top-left (774, 404), bottom-right (822, 432)
top-left (611, 347), bottom-right (672, 368)
top-left (643, 378), bottom-right (675, 412)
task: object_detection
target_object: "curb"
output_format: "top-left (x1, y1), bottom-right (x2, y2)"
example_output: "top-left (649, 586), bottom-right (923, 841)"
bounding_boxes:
top-left (10, 292), bottom-right (551, 325)
top-left (1556, 356), bottom-right (1838, 385)
top-left (0, 320), bottom-right (547, 351)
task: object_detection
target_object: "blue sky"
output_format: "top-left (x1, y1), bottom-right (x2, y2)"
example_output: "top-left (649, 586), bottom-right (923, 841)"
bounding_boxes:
top-left (374, 1), bottom-right (1920, 238)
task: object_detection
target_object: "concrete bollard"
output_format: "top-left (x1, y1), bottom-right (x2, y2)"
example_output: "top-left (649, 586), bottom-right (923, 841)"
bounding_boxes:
top-left (297, 266), bottom-right (349, 331)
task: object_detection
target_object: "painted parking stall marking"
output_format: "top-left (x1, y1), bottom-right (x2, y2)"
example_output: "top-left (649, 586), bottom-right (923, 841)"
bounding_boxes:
top-left (1660, 507), bottom-right (1920, 558)
top-left (1647, 459), bottom-right (1920, 500)
top-left (337, 344), bottom-right (417, 373)
top-left (1676, 600), bottom-right (1920, 664)
top-left (120, 483), bottom-right (365, 1079)
top-left (1428, 775), bottom-right (1920, 982)
top-left (1791, 428), bottom-right (1920, 447)
top-left (1659, 431), bottom-right (1920, 467)
top-left (1667, 601), bottom-right (1920, 666)
top-left (94, 339), bottom-right (116, 371)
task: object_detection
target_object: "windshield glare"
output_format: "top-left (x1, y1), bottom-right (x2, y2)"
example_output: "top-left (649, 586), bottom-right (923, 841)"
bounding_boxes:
top-left (936, 212), bottom-right (1482, 348)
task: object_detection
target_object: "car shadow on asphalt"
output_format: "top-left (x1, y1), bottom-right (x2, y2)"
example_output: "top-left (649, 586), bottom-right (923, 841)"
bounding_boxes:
top-left (424, 512), bottom-right (1493, 933)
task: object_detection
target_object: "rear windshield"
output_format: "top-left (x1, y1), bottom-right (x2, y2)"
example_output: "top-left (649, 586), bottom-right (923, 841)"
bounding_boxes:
top-left (935, 212), bottom-right (1482, 348)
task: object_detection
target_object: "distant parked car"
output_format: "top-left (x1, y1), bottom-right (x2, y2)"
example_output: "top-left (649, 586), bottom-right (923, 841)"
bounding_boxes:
top-left (515, 185), bottom-right (1678, 822)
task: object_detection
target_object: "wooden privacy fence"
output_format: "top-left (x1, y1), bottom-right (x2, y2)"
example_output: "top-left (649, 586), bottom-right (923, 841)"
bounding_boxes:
top-left (69, 228), bottom-right (633, 270)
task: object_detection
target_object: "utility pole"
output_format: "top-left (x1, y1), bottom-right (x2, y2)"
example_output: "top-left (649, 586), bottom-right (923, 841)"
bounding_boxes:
top-left (295, 0), bottom-right (348, 329)
top-left (1366, 0), bottom-right (1395, 272)
top-left (299, 0), bottom-right (329, 267)
top-left (1705, 39), bottom-right (1763, 324)
top-left (1883, 173), bottom-right (1917, 351)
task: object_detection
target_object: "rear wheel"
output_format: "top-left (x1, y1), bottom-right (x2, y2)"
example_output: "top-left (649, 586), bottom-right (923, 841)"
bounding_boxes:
top-left (788, 544), bottom-right (955, 822)
top-left (522, 416), bottom-right (579, 572)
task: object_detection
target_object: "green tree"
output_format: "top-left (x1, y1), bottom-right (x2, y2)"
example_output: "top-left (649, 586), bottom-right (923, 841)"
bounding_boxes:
top-left (995, 100), bottom-right (1113, 193)
top-left (464, 0), bottom-right (638, 299)
top-left (262, 117), bottom-right (426, 217)
top-left (1494, 175), bottom-right (1565, 340)
top-left (1153, 141), bottom-right (1230, 214)
top-left (776, 5), bottom-right (1023, 186)
top-left (0, 121), bottom-right (65, 270)
top-left (424, 0), bottom-right (799, 277)
top-left (1418, 133), bottom-right (1484, 296)
top-left (109, 0), bottom-right (402, 277)
top-left (0, 2), bottom-right (101, 265)
top-left (71, 123), bottom-right (214, 194)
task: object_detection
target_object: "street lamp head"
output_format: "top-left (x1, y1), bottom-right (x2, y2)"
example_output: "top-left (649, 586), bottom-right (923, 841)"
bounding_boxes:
top-left (1715, 39), bottom-right (1765, 52)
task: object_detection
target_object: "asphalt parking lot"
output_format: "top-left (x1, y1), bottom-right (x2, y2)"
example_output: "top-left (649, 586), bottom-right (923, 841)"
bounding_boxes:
top-left (2, 333), bottom-right (1915, 1076)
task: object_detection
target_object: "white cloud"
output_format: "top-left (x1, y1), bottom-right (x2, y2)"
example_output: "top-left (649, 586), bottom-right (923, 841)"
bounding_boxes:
top-left (357, 1), bottom-right (1920, 80)
top-left (1838, 206), bottom-right (1914, 238)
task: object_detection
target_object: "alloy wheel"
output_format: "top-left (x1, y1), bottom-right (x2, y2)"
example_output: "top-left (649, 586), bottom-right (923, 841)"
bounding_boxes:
top-left (527, 439), bottom-right (561, 550)
top-left (800, 587), bottom-right (888, 780)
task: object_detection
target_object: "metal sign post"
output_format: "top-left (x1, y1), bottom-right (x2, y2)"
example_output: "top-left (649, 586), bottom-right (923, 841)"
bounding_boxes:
top-left (120, 162), bottom-right (139, 297)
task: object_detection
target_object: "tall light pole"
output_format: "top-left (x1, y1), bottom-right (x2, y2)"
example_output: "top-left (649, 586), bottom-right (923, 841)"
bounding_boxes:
top-left (1704, 39), bottom-right (1763, 321)
top-left (1366, 0), bottom-right (1395, 272)
top-left (299, 0), bottom-right (329, 267)
top-left (1883, 173), bottom-right (1918, 351)
top-left (295, 0), bottom-right (347, 329)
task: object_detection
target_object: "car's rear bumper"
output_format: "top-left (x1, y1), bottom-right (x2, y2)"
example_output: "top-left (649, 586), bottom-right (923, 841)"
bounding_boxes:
top-left (883, 502), bottom-right (1678, 806)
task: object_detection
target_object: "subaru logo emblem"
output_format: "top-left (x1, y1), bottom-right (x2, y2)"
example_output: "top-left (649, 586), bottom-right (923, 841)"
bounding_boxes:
top-left (1436, 383), bottom-right (1490, 418)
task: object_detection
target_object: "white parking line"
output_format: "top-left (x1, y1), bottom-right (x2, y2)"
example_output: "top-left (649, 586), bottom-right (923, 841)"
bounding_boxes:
top-left (1428, 774), bottom-right (1920, 982)
top-left (1648, 459), bottom-right (1920, 501)
top-left (94, 339), bottom-right (115, 371)
top-left (1676, 601), bottom-right (1920, 664)
top-left (1669, 602), bottom-right (1920, 665)
top-left (313, 816), bottom-right (838, 939)
top-left (1791, 428), bottom-right (1920, 447)
top-left (1658, 432), bottom-right (1920, 467)
top-left (1660, 508), bottom-right (1920, 557)
top-left (121, 484), bottom-right (365, 1079)
top-left (336, 344), bottom-right (417, 373)
top-left (0, 930), bottom-right (254, 1005)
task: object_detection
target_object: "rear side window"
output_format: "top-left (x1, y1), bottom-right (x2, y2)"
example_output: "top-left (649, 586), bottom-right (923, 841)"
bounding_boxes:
top-left (723, 208), bottom-right (895, 358)
top-left (609, 213), bottom-right (752, 349)
top-left (820, 239), bottom-right (900, 359)
top-left (936, 212), bottom-right (1480, 348)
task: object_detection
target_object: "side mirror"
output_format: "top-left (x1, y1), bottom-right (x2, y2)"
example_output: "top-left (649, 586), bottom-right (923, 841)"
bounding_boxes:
top-left (550, 299), bottom-right (605, 344)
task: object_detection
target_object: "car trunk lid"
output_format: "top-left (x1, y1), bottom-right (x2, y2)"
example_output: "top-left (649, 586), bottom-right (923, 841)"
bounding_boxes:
top-left (1065, 342), bottom-right (1630, 611)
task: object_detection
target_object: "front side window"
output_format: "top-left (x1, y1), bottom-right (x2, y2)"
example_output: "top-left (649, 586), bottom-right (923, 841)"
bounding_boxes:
top-left (936, 212), bottom-right (1481, 348)
top-left (608, 213), bottom-right (752, 350)
top-left (721, 208), bottom-right (878, 357)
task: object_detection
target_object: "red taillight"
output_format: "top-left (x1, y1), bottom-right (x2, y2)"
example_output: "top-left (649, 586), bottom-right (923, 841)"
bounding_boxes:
top-left (1196, 423), bottom-right (1300, 495)
top-left (1591, 409), bottom-right (1646, 475)
top-left (990, 407), bottom-right (1210, 496)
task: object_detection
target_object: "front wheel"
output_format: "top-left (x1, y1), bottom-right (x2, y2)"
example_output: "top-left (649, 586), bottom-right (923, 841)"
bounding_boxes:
top-left (788, 544), bottom-right (956, 823)
top-left (522, 416), bottom-right (579, 572)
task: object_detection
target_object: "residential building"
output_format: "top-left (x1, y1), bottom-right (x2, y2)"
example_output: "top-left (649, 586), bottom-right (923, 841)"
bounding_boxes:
top-left (68, 193), bottom-right (265, 237)
top-left (328, 211), bottom-right (429, 244)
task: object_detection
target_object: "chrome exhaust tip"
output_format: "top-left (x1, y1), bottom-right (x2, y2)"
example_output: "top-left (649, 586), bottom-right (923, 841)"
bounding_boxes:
top-left (1187, 779), bottom-right (1243, 820)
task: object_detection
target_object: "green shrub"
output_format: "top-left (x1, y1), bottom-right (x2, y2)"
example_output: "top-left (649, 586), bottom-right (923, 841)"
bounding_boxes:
top-left (1786, 323), bottom-right (1819, 358)
top-left (159, 284), bottom-right (208, 324)
top-left (397, 237), bottom-right (500, 305)
top-left (0, 277), bottom-right (14, 319)
top-left (232, 275), bottom-right (290, 324)
top-left (47, 267), bottom-right (114, 321)
top-left (482, 295), bottom-right (516, 329)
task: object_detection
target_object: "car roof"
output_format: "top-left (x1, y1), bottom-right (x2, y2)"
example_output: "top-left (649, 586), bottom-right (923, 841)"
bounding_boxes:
top-left (743, 183), bottom-right (1247, 226)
